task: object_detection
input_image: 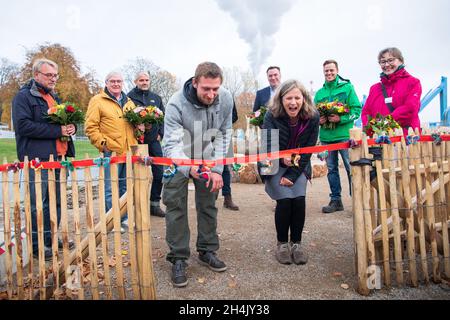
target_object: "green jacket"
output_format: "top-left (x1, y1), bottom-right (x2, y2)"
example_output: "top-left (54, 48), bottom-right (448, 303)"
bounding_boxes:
top-left (314, 76), bottom-right (361, 142)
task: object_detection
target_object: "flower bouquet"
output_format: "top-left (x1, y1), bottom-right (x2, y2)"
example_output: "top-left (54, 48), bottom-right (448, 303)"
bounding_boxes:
top-left (248, 106), bottom-right (267, 127)
top-left (46, 102), bottom-right (85, 141)
top-left (316, 101), bottom-right (349, 129)
top-left (363, 113), bottom-right (401, 137)
top-left (124, 106), bottom-right (165, 143)
top-left (142, 105), bottom-right (164, 127)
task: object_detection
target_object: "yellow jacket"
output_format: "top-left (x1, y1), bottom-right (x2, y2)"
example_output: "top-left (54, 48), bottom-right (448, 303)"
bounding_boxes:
top-left (85, 90), bottom-right (138, 155)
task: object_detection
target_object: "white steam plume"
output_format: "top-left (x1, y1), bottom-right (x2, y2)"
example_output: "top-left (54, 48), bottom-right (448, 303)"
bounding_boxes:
top-left (215, 0), bottom-right (296, 75)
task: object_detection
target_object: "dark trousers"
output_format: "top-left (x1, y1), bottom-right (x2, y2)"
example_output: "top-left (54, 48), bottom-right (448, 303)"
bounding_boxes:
top-left (275, 196), bottom-right (306, 243)
top-left (29, 168), bottom-right (61, 249)
top-left (221, 164), bottom-right (231, 196)
top-left (148, 140), bottom-right (164, 203)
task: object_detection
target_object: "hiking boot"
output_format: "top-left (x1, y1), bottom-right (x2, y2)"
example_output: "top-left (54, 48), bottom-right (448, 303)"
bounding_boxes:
top-left (33, 246), bottom-right (53, 261)
top-left (224, 195), bottom-right (239, 211)
top-left (150, 205), bottom-right (166, 217)
top-left (198, 251), bottom-right (227, 272)
top-left (275, 242), bottom-right (292, 265)
top-left (322, 200), bottom-right (344, 213)
top-left (171, 260), bottom-right (188, 288)
top-left (291, 242), bottom-right (308, 265)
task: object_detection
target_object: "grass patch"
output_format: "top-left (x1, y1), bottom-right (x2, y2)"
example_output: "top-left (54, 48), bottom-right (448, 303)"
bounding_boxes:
top-left (0, 138), bottom-right (99, 163)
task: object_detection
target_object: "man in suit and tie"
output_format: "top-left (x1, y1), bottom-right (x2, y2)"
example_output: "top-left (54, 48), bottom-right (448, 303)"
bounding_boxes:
top-left (253, 66), bottom-right (281, 112)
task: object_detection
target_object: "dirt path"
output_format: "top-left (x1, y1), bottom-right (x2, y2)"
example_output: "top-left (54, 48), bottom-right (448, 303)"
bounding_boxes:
top-left (149, 168), bottom-right (450, 300)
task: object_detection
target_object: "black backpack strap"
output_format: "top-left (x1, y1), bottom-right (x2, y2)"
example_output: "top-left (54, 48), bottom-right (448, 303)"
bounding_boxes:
top-left (380, 83), bottom-right (394, 113)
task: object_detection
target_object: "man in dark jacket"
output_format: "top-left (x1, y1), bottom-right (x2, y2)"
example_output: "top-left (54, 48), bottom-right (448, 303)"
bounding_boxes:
top-left (253, 66), bottom-right (281, 112)
top-left (127, 71), bottom-right (165, 217)
top-left (12, 58), bottom-right (76, 260)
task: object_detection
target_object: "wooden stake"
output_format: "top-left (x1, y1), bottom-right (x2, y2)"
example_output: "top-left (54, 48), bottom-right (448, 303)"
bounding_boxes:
top-left (13, 166), bottom-right (24, 299)
top-left (387, 132), bottom-right (404, 285)
top-left (421, 129), bottom-right (441, 283)
top-left (374, 138), bottom-right (391, 286)
top-left (361, 134), bottom-right (376, 267)
top-left (2, 158), bottom-right (13, 299)
top-left (111, 153), bottom-right (126, 299)
top-left (349, 128), bottom-right (369, 295)
top-left (23, 157), bottom-right (34, 300)
top-left (59, 157), bottom-right (72, 299)
top-left (410, 128), bottom-right (429, 283)
top-left (69, 168), bottom-right (84, 300)
top-left (437, 135), bottom-right (450, 278)
top-left (400, 136), bottom-right (418, 286)
top-left (126, 152), bottom-right (140, 299)
top-left (34, 166), bottom-right (46, 300)
top-left (84, 154), bottom-right (100, 299)
top-left (97, 154), bottom-right (112, 300)
top-left (47, 155), bottom-right (59, 296)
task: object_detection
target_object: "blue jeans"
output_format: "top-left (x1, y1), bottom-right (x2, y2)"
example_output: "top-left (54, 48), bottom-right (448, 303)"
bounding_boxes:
top-left (322, 140), bottom-right (351, 201)
top-left (221, 165), bottom-right (231, 196)
top-left (148, 141), bottom-right (163, 204)
top-left (104, 152), bottom-right (127, 221)
top-left (29, 168), bottom-right (61, 249)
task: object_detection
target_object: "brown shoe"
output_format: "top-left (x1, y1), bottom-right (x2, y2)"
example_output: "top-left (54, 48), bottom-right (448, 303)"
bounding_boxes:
top-left (224, 195), bottom-right (239, 211)
top-left (150, 206), bottom-right (166, 217)
top-left (275, 242), bottom-right (292, 265)
top-left (291, 242), bottom-right (308, 265)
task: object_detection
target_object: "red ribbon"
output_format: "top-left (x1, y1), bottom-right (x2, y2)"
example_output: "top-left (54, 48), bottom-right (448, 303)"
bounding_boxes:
top-left (0, 135), bottom-right (448, 172)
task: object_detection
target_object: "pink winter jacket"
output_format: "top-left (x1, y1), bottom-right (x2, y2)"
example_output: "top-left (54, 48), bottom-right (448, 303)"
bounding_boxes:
top-left (361, 68), bottom-right (422, 135)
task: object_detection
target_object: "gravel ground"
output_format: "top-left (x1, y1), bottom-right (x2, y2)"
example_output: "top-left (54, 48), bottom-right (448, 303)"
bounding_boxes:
top-left (149, 168), bottom-right (450, 300)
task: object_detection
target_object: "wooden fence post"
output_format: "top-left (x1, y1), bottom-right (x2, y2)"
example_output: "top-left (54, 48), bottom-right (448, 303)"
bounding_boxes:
top-left (48, 155), bottom-right (59, 296)
top-left (69, 167), bottom-right (85, 300)
top-left (349, 128), bottom-right (369, 295)
top-left (97, 154), bottom-right (112, 300)
top-left (400, 136), bottom-right (418, 286)
top-left (421, 129), bottom-right (441, 283)
top-left (132, 144), bottom-right (156, 300)
top-left (126, 152), bottom-right (141, 299)
top-left (110, 152), bottom-right (126, 299)
top-left (23, 157), bottom-right (34, 300)
top-left (2, 158), bottom-right (13, 299)
top-left (84, 154), bottom-right (100, 299)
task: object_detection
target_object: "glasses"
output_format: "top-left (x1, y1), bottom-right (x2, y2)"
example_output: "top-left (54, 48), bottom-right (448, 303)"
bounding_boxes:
top-left (38, 71), bottom-right (59, 79)
top-left (108, 80), bottom-right (123, 84)
top-left (379, 58), bottom-right (397, 66)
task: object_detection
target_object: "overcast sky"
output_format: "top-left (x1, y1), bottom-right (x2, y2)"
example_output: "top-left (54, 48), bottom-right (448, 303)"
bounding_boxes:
top-left (1, 0), bottom-right (449, 122)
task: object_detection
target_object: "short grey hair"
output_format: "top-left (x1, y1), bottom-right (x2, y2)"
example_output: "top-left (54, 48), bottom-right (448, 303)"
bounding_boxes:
top-left (32, 58), bottom-right (58, 74)
top-left (134, 71), bottom-right (150, 81)
top-left (378, 47), bottom-right (404, 64)
top-left (105, 71), bottom-right (123, 83)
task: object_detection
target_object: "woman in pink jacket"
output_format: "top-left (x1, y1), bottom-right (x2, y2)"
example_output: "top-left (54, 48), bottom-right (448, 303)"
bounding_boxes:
top-left (362, 47), bottom-right (422, 135)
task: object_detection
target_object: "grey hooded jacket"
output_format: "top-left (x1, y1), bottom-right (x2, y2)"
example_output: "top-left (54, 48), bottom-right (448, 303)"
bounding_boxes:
top-left (162, 78), bottom-right (233, 177)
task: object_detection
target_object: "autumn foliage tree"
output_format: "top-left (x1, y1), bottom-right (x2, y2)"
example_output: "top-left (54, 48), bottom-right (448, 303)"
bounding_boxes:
top-left (0, 58), bottom-right (20, 126)
top-left (19, 43), bottom-right (101, 111)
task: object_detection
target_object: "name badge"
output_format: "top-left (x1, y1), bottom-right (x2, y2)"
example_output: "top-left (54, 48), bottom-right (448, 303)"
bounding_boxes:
top-left (385, 97), bottom-right (393, 104)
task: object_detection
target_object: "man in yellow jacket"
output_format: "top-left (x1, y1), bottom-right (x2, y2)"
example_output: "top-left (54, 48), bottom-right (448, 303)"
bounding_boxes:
top-left (85, 71), bottom-right (137, 227)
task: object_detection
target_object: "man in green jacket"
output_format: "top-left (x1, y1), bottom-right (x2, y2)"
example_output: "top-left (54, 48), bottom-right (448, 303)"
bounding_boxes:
top-left (314, 60), bottom-right (361, 213)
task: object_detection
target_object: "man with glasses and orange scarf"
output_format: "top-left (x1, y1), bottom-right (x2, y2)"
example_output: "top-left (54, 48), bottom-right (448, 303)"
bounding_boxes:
top-left (12, 58), bottom-right (76, 260)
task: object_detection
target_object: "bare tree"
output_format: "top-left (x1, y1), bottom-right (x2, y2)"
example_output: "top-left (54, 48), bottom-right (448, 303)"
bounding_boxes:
top-left (0, 58), bottom-right (20, 124)
top-left (222, 66), bottom-right (243, 99)
top-left (121, 57), bottom-right (180, 105)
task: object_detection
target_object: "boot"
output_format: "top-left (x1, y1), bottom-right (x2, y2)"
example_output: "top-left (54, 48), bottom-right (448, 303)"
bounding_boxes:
top-left (275, 242), bottom-right (292, 265)
top-left (224, 195), bottom-right (239, 211)
top-left (322, 200), bottom-right (344, 214)
top-left (150, 205), bottom-right (166, 217)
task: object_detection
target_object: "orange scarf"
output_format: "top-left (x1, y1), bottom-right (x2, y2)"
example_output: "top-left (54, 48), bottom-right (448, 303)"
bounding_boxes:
top-left (39, 90), bottom-right (68, 156)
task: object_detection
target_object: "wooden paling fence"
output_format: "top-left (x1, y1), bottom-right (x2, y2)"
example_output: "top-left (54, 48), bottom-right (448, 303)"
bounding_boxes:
top-left (0, 145), bottom-right (156, 300)
top-left (350, 127), bottom-right (450, 295)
